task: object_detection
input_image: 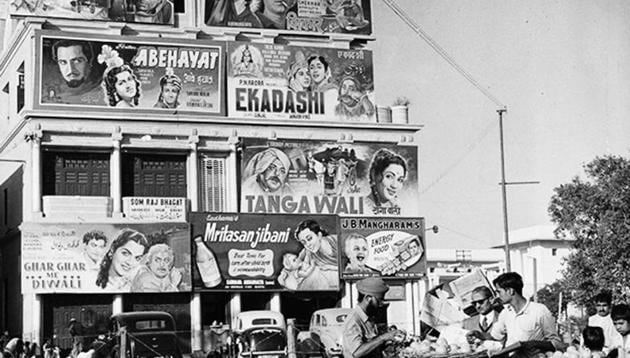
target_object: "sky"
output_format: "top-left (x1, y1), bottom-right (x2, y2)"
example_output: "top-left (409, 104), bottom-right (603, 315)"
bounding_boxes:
top-left (371, 0), bottom-right (630, 249)
top-left (2, 1), bottom-right (630, 250)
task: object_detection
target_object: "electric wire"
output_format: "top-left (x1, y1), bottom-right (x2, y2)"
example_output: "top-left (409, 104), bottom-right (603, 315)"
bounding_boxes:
top-left (381, 0), bottom-right (507, 110)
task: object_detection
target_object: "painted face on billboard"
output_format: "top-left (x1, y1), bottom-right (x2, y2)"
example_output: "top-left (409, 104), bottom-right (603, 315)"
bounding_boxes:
top-left (85, 238), bottom-right (106, 264)
top-left (376, 164), bottom-right (406, 204)
top-left (263, 0), bottom-right (287, 15)
top-left (115, 71), bottom-right (137, 103)
top-left (408, 239), bottom-right (420, 257)
top-left (149, 249), bottom-right (173, 279)
top-left (162, 83), bottom-right (180, 106)
top-left (297, 228), bottom-right (322, 253)
top-left (260, 158), bottom-right (288, 192)
top-left (295, 68), bottom-right (311, 89)
top-left (345, 236), bottom-right (368, 268)
top-left (309, 58), bottom-right (327, 84)
top-left (340, 78), bottom-right (359, 105)
top-left (136, 0), bottom-right (163, 12)
top-left (111, 240), bottom-right (146, 277)
top-left (56, 45), bottom-right (90, 88)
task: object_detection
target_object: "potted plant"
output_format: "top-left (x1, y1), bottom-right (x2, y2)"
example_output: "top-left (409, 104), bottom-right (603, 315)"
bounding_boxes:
top-left (391, 97), bottom-right (410, 124)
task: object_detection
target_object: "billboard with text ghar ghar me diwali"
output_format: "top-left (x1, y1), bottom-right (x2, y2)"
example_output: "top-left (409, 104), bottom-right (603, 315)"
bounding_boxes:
top-left (21, 222), bottom-right (191, 294)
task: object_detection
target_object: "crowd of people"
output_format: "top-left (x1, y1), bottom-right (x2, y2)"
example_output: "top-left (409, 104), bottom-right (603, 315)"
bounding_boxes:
top-left (342, 272), bottom-right (630, 358)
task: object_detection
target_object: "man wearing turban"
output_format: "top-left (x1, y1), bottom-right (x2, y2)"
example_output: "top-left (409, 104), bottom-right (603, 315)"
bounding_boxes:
top-left (335, 75), bottom-right (375, 121)
top-left (243, 148), bottom-right (293, 195)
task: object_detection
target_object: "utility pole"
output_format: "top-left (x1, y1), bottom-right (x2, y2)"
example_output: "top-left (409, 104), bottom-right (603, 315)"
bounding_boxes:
top-left (498, 108), bottom-right (510, 271)
top-left (498, 109), bottom-right (539, 272)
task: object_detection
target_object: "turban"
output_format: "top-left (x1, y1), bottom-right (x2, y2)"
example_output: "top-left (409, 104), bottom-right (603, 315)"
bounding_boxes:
top-left (243, 148), bottom-right (291, 178)
top-left (356, 277), bottom-right (389, 296)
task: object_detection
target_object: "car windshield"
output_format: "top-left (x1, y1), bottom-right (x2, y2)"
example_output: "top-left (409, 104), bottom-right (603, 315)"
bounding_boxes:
top-left (246, 328), bottom-right (286, 352)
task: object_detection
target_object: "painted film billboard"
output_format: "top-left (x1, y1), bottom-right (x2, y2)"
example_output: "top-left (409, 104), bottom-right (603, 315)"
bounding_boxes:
top-left (227, 42), bottom-right (375, 122)
top-left (203, 0), bottom-right (372, 35)
top-left (21, 222), bottom-right (191, 294)
top-left (36, 33), bottom-right (223, 114)
top-left (339, 217), bottom-right (426, 280)
top-left (11, 0), bottom-right (175, 25)
top-left (190, 213), bottom-right (340, 291)
top-left (241, 138), bottom-right (419, 216)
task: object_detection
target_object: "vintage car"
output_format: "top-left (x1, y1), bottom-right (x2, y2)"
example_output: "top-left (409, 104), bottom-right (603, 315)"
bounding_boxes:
top-left (232, 310), bottom-right (287, 358)
top-left (109, 311), bottom-right (183, 358)
top-left (297, 308), bottom-right (354, 358)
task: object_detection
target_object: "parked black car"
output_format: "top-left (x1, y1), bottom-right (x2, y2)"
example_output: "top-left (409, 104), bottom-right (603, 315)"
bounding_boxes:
top-left (109, 311), bottom-right (183, 358)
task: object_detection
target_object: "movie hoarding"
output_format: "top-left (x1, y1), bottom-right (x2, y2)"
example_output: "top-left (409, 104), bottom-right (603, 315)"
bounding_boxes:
top-left (190, 213), bottom-right (340, 291)
top-left (227, 42), bottom-right (375, 122)
top-left (203, 0), bottom-right (372, 35)
top-left (36, 33), bottom-right (223, 114)
top-left (21, 222), bottom-right (191, 294)
top-left (339, 217), bottom-right (426, 280)
top-left (241, 138), bottom-right (419, 216)
top-left (11, 0), bottom-right (175, 25)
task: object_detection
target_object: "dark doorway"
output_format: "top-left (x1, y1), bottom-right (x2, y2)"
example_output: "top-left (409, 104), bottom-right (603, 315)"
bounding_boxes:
top-left (41, 294), bottom-right (113, 355)
top-left (280, 291), bottom-right (342, 331)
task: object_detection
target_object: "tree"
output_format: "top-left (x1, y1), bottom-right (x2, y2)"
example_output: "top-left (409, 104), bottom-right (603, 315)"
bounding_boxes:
top-left (536, 281), bottom-right (572, 319)
top-left (548, 155), bottom-right (630, 307)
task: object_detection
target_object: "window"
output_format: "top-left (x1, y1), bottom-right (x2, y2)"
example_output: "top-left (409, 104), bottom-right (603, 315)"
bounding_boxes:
top-left (122, 153), bottom-right (187, 197)
top-left (174, 1), bottom-right (185, 13)
top-left (200, 155), bottom-right (227, 211)
top-left (17, 63), bottom-right (24, 112)
top-left (42, 151), bottom-right (110, 196)
top-left (455, 249), bottom-right (471, 262)
top-left (551, 248), bottom-right (557, 256)
top-left (3, 188), bottom-right (7, 225)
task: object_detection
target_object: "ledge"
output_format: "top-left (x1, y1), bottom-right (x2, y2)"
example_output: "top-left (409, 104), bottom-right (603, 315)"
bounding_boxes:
top-left (20, 109), bottom-right (423, 133)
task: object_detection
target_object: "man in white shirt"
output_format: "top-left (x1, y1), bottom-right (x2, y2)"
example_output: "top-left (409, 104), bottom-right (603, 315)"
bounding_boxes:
top-left (467, 272), bottom-right (563, 358)
top-left (589, 291), bottom-right (623, 352)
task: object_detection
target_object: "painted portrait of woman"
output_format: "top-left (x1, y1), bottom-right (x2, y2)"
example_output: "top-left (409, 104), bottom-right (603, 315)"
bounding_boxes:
top-left (95, 228), bottom-right (150, 291)
top-left (365, 148), bottom-right (408, 211)
top-left (291, 219), bottom-right (338, 290)
top-left (98, 45), bottom-right (141, 108)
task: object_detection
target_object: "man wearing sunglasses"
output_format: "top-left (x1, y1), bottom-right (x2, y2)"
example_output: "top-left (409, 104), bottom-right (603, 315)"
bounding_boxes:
top-left (343, 277), bottom-right (406, 358)
top-left (463, 286), bottom-right (500, 333)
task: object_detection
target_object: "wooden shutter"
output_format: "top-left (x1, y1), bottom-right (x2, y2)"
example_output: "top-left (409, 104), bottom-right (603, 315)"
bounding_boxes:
top-left (42, 152), bottom-right (110, 196)
top-left (200, 155), bottom-right (226, 212)
top-left (123, 154), bottom-right (187, 197)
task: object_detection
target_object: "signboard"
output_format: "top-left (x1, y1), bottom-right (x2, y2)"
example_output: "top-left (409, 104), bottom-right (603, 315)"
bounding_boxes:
top-left (122, 197), bottom-right (186, 221)
top-left (190, 213), bottom-right (340, 291)
top-left (21, 222), bottom-right (191, 293)
top-left (36, 33), bottom-right (223, 114)
top-left (339, 217), bottom-right (426, 279)
top-left (10, 0), bottom-right (175, 25)
top-left (203, 0), bottom-right (372, 35)
top-left (227, 42), bottom-right (375, 122)
top-left (241, 138), bottom-right (419, 216)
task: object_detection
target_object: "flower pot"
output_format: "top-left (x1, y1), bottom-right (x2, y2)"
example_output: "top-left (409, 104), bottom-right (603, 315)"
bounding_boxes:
top-left (391, 105), bottom-right (408, 124)
top-left (377, 106), bottom-right (392, 123)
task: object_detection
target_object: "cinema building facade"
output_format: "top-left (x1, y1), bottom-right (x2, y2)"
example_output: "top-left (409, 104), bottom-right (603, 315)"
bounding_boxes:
top-left (0, 0), bottom-right (424, 353)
